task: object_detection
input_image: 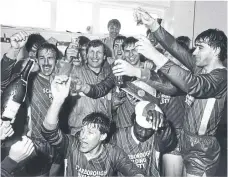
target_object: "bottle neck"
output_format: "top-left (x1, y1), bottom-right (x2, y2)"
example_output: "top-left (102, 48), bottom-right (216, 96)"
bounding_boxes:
top-left (21, 59), bottom-right (35, 81)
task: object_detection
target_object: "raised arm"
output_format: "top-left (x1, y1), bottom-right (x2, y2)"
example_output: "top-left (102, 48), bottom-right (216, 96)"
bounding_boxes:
top-left (134, 7), bottom-right (196, 72)
top-left (41, 76), bottom-right (77, 158)
top-left (135, 35), bottom-right (227, 98)
top-left (112, 59), bottom-right (184, 96)
top-left (1, 31), bottom-right (30, 92)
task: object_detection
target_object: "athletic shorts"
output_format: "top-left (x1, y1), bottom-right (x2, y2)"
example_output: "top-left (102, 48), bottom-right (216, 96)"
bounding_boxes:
top-left (180, 130), bottom-right (220, 176)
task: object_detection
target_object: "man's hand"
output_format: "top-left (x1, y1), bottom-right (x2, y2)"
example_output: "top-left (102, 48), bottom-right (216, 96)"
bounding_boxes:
top-left (0, 120), bottom-right (14, 140)
top-left (47, 37), bottom-right (58, 46)
top-left (8, 136), bottom-right (35, 163)
top-left (135, 35), bottom-right (169, 69)
top-left (70, 77), bottom-right (90, 96)
top-left (135, 35), bottom-right (156, 60)
top-left (51, 75), bottom-right (71, 102)
top-left (112, 59), bottom-right (141, 78)
top-left (133, 7), bottom-right (155, 28)
top-left (10, 31), bottom-right (30, 49)
top-left (112, 91), bottom-right (126, 110)
top-left (146, 106), bottom-right (164, 131)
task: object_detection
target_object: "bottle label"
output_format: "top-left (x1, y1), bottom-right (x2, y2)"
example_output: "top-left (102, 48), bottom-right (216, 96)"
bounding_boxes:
top-left (2, 100), bottom-right (21, 119)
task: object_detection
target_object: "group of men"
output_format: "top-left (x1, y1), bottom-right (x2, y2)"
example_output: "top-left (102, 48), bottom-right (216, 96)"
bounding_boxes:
top-left (1, 7), bottom-right (227, 177)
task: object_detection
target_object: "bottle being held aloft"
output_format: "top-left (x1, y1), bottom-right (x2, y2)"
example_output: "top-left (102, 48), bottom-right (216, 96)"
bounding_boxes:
top-left (1, 59), bottom-right (35, 123)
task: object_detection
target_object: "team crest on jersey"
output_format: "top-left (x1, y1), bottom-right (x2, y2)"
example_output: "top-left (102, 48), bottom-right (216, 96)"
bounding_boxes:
top-left (185, 94), bottom-right (195, 106)
top-left (159, 94), bottom-right (171, 104)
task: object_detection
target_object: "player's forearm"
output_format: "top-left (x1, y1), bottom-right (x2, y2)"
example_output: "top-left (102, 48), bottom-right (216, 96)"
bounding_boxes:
top-left (43, 99), bottom-right (64, 130)
top-left (85, 73), bottom-right (116, 99)
top-left (160, 61), bottom-right (227, 98)
top-left (5, 47), bottom-right (21, 61)
top-left (152, 26), bottom-right (195, 72)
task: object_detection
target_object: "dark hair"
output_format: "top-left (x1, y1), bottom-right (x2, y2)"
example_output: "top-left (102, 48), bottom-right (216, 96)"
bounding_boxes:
top-left (122, 37), bottom-right (146, 62)
top-left (107, 19), bottom-right (121, 29)
top-left (82, 112), bottom-right (111, 135)
top-left (190, 47), bottom-right (196, 54)
top-left (113, 36), bottom-right (126, 49)
top-left (25, 33), bottom-right (46, 52)
top-left (176, 36), bottom-right (191, 50)
top-left (36, 42), bottom-right (60, 59)
top-left (86, 39), bottom-right (106, 56)
top-left (195, 29), bottom-right (227, 61)
top-left (78, 36), bottom-right (90, 47)
top-left (122, 37), bottom-right (138, 50)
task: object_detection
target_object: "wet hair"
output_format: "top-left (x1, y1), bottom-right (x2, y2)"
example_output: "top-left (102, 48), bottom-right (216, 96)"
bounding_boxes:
top-left (25, 33), bottom-right (46, 53)
top-left (78, 36), bottom-right (90, 47)
top-left (176, 36), bottom-right (191, 50)
top-left (122, 37), bottom-right (146, 62)
top-left (195, 29), bottom-right (227, 61)
top-left (107, 19), bottom-right (121, 29)
top-left (122, 37), bottom-right (138, 50)
top-left (36, 42), bottom-right (60, 59)
top-left (86, 39), bottom-right (106, 56)
top-left (82, 112), bottom-right (111, 135)
top-left (113, 36), bottom-right (126, 49)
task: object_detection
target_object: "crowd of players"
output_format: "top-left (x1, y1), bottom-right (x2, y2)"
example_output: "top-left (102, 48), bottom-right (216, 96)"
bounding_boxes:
top-left (1, 7), bottom-right (227, 177)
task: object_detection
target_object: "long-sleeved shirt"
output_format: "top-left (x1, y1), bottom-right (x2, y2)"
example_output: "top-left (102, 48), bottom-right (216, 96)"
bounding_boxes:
top-left (1, 54), bottom-right (24, 93)
top-left (139, 70), bottom-right (186, 129)
top-left (153, 26), bottom-right (227, 135)
top-left (68, 64), bottom-right (113, 135)
top-left (111, 121), bottom-right (176, 176)
top-left (1, 156), bottom-right (18, 177)
top-left (41, 125), bottom-right (144, 176)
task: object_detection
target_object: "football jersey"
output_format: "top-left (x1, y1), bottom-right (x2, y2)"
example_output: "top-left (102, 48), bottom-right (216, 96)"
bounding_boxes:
top-left (112, 127), bottom-right (160, 177)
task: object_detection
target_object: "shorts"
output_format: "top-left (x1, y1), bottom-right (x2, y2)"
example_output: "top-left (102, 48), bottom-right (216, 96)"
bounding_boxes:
top-left (164, 128), bottom-right (182, 155)
top-left (180, 130), bottom-right (220, 176)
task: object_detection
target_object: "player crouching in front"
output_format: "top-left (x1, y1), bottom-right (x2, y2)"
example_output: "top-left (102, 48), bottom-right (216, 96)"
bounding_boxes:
top-left (41, 75), bottom-right (144, 177)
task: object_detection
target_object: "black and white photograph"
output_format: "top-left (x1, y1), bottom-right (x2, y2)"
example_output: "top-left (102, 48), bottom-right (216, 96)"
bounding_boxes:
top-left (0, 0), bottom-right (227, 176)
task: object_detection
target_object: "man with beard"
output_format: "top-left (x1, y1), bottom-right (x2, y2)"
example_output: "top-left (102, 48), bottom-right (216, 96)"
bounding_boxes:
top-left (134, 7), bottom-right (227, 177)
top-left (103, 19), bottom-right (121, 57)
top-left (41, 75), bottom-right (144, 177)
top-left (112, 101), bottom-right (176, 176)
top-left (68, 40), bottom-right (113, 135)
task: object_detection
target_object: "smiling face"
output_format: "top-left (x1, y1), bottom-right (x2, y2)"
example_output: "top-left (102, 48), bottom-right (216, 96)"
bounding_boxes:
top-left (113, 39), bottom-right (124, 60)
top-left (193, 41), bottom-right (216, 67)
top-left (133, 122), bottom-right (154, 142)
top-left (108, 24), bottom-right (120, 39)
top-left (37, 49), bottom-right (57, 76)
top-left (87, 45), bottom-right (105, 69)
top-left (124, 43), bottom-right (140, 65)
top-left (79, 124), bottom-right (105, 153)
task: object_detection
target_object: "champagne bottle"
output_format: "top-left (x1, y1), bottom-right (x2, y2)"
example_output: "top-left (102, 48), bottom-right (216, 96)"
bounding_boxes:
top-left (1, 59), bottom-right (35, 122)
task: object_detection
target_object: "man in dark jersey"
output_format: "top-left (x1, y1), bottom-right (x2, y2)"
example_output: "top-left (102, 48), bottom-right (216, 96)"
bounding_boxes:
top-left (134, 7), bottom-right (227, 177)
top-left (112, 101), bottom-right (176, 176)
top-left (41, 75), bottom-right (144, 177)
